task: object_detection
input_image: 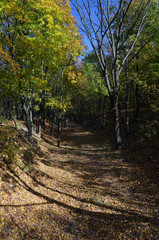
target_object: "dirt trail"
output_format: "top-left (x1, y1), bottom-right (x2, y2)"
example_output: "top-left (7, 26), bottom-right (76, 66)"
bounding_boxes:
top-left (0, 122), bottom-right (159, 239)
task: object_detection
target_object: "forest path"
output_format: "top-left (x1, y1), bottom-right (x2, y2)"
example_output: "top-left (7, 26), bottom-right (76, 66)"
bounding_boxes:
top-left (0, 121), bottom-right (159, 239)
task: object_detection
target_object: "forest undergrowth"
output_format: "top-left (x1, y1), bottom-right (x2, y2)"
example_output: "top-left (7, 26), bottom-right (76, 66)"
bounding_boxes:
top-left (0, 120), bottom-right (159, 240)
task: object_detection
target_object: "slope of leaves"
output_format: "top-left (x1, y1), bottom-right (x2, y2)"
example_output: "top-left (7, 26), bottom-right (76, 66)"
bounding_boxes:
top-left (0, 124), bottom-right (18, 166)
top-left (0, 120), bottom-right (159, 239)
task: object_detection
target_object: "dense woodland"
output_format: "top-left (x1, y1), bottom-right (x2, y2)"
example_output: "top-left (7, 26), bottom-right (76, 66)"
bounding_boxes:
top-left (0, 0), bottom-right (159, 147)
top-left (0, 0), bottom-right (159, 239)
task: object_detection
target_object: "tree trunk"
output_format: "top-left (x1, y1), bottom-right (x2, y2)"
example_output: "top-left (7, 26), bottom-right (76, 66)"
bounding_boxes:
top-left (23, 97), bottom-right (33, 143)
top-left (125, 58), bottom-right (130, 136)
top-left (52, 111), bottom-right (57, 138)
top-left (52, 118), bottom-right (55, 138)
top-left (41, 90), bottom-right (45, 130)
top-left (102, 96), bottom-right (107, 128)
top-left (15, 103), bottom-right (20, 120)
top-left (57, 111), bottom-right (61, 147)
top-left (11, 101), bottom-right (17, 130)
top-left (38, 115), bottom-right (42, 138)
top-left (136, 84), bottom-right (140, 119)
top-left (99, 96), bottom-right (102, 128)
top-left (136, 55), bottom-right (140, 119)
top-left (21, 97), bottom-right (25, 120)
top-left (57, 65), bottom-right (65, 147)
top-left (32, 109), bottom-right (36, 134)
top-left (65, 114), bottom-right (68, 128)
top-left (27, 113), bottom-right (33, 143)
top-left (109, 63), bottom-right (122, 149)
top-left (114, 94), bottom-right (121, 149)
top-left (12, 113), bottom-right (17, 130)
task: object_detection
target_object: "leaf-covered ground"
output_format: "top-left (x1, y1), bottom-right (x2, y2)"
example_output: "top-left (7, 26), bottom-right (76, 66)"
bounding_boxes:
top-left (0, 121), bottom-right (159, 239)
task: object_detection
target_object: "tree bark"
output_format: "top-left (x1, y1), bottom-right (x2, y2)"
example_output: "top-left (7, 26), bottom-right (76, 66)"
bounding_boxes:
top-left (65, 114), bottom-right (68, 128)
top-left (52, 111), bottom-right (57, 138)
top-left (125, 58), bottom-right (130, 136)
top-left (136, 55), bottom-right (140, 119)
top-left (21, 97), bottom-right (25, 120)
top-left (41, 90), bottom-right (45, 130)
top-left (111, 93), bottom-right (122, 149)
top-left (23, 97), bottom-right (33, 143)
top-left (109, 62), bottom-right (122, 149)
top-left (26, 113), bottom-right (33, 143)
top-left (11, 100), bottom-right (17, 130)
top-left (38, 115), bottom-right (42, 138)
top-left (52, 117), bottom-right (55, 138)
top-left (57, 111), bottom-right (61, 147)
top-left (136, 84), bottom-right (140, 119)
top-left (57, 65), bottom-right (65, 147)
top-left (32, 109), bottom-right (36, 134)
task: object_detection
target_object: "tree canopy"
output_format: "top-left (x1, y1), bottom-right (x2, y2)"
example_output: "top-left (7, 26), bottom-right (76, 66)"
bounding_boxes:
top-left (0, 0), bottom-right (158, 148)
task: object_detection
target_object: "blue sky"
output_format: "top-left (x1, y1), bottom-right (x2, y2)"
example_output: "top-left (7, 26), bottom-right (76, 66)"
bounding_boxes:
top-left (70, 1), bottom-right (93, 52)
